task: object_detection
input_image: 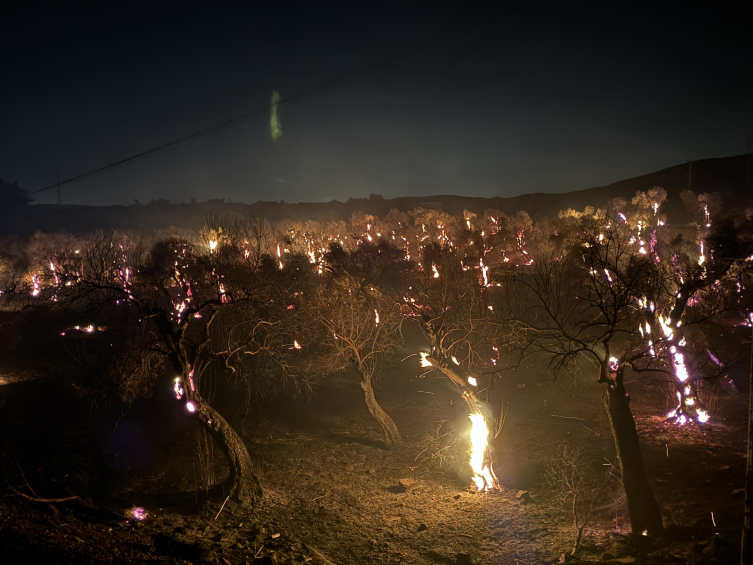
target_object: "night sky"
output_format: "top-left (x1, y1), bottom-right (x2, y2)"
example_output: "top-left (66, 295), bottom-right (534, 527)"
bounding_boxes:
top-left (2, 1), bottom-right (751, 206)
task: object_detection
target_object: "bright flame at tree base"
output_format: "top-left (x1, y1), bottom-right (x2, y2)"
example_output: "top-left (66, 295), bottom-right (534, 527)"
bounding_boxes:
top-left (469, 412), bottom-right (498, 491)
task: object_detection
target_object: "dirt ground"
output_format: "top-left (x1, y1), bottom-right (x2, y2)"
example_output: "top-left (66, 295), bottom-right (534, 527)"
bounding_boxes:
top-left (0, 354), bottom-right (748, 565)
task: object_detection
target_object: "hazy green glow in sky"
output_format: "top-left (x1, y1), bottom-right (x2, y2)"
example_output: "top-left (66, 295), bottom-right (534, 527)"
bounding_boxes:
top-left (2, 2), bottom-right (752, 205)
top-left (270, 90), bottom-right (282, 142)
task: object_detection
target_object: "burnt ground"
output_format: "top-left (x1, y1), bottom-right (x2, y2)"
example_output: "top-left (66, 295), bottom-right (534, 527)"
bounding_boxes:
top-left (0, 356), bottom-right (747, 565)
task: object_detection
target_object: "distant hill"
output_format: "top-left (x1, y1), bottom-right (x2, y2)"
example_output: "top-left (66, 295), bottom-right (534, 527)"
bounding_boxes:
top-left (1, 155), bottom-right (751, 237)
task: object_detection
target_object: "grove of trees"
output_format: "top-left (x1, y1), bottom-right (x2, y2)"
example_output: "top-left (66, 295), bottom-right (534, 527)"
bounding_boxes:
top-left (2, 188), bottom-right (751, 541)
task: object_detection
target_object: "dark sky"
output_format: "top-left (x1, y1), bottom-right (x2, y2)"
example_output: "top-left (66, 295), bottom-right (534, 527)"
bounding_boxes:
top-left (2, 1), bottom-right (751, 206)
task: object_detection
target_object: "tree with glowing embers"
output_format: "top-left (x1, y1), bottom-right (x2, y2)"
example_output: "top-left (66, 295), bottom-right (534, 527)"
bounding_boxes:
top-left (311, 272), bottom-right (404, 447)
top-left (499, 198), bottom-right (745, 535)
top-left (34, 219), bottom-right (303, 506)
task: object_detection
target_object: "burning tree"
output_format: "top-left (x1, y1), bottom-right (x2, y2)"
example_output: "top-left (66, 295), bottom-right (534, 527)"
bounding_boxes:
top-left (403, 240), bottom-right (511, 491)
top-left (498, 214), bottom-right (666, 534)
top-left (35, 218), bottom-right (304, 506)
top-left (305, 239), bottom-right (415, 448)
top-left (499, 196), bottom-right (748, 535)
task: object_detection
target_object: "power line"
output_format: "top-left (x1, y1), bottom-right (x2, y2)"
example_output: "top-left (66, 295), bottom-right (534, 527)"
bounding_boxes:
top-left (29, 31), bottom-right (460, 197)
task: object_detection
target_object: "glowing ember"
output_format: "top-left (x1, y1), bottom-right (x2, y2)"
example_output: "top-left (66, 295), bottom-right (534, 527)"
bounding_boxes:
top-left (658, 317), bottom-right (674, 340)
top-left (669, 346), bottom-right (689, 382)
top-left (186, 401), bottom-right (197, 413)
top-left (469, 413), bottom-right (495, 491)
top-left (173, 377), bottom-right (184, 400)
top-left (374, 309), bottom-right (380, 325)
top-left (467, 376), bottom-right (477, 386)
top-left (131, 507), bottom-right (147, 521)
top-left (419, 352), bottom-right (432, 367)
top-left (209, 240), bottom-right (218, 252)
top-left (292, 340), bottom-right (302, 349)
top-left (608, 357), bottom-right (619, 372)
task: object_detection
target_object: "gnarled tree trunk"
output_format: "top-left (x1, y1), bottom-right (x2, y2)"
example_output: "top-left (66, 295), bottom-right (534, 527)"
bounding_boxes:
top-left (191, 393), bottom-right (263, 505)
top-left (603, 380), bottom-right (664, 535)
top-left (360, 377), bottom-right (402, 448)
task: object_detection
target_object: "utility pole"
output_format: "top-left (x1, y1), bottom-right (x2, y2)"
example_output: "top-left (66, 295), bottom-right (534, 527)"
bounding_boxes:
top-left (56, 168), bottom-right (61, 205)
top-left (745, 135), bottom-right (752, 193)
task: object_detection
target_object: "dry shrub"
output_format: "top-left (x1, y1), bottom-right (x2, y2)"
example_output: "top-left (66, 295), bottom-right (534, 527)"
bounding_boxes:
top-left (414, 421), bottom-right (463, 470)
top-left (543, 444), bottom-right (616, 556)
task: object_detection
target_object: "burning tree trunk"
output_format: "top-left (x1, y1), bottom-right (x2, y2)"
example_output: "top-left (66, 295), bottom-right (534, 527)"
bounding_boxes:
top-left (497, 221), bottom-right (670, 534)
top-left (604, 373), bottom-right (664, 535)
top-left (422, 353), bottom-right (500, 491)
top-left (360, 376), bottom-right (402, 447)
